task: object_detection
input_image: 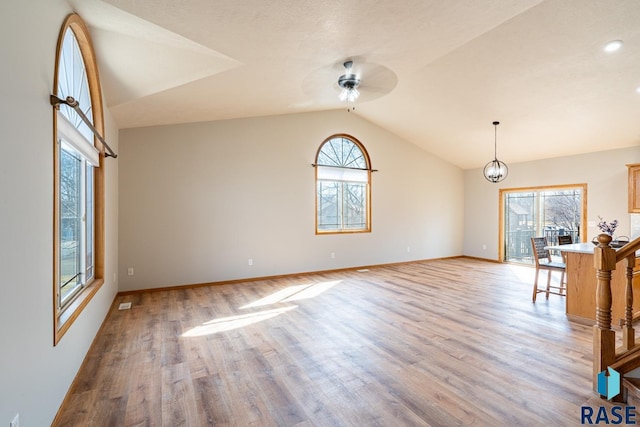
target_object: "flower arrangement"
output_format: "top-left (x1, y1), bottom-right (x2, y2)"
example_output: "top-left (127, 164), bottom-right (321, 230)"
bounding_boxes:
top-left (597, 216), bottom-right (618, 236)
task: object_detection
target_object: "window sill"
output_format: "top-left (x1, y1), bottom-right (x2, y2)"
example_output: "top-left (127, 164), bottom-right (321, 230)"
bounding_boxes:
top-left (316, 229), bottom-right (371, 235)
top-left (54, 277), bottom-right (104, 346)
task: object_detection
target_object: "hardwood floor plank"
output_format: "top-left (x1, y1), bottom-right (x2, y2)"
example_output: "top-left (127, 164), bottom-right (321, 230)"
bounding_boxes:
top-left (123, 368), bottom-right (162, 427)
top-left (54, 258), bottom-right (624, 426)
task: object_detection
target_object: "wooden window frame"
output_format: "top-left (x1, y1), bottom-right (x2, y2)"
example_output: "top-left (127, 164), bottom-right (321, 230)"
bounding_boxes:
top-left (315, 134), bottom-right (372, 234)
top-left (498, 183), bottom-right (588, 263)
top-left (53, 14), bottom-right (105, 345)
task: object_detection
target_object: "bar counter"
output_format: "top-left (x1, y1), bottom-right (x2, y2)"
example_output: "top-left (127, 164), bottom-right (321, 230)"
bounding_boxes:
top-left (546, 242), bottom-right (639, 325)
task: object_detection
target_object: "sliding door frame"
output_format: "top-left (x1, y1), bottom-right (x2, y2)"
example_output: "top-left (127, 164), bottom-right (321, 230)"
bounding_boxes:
top-left (498, 183), bottom-right (588, 263)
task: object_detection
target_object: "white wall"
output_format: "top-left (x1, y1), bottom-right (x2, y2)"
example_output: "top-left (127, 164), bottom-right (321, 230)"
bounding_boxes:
top-left (119, 111), bottom-right (464, 290)
top-left (464, 146), bottom-right (640, 260)
top-left (0, 1), bottom-right (119, 425)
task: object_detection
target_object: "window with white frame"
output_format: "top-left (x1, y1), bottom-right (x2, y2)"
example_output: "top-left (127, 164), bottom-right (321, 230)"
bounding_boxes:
top-left (53, 14), bottom-right (105, 344)
top-left (315, 135), bottom-right (371, 233)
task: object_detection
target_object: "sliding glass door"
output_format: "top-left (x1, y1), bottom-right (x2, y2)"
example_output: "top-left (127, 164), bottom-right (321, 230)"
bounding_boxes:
top-left (500, 185), bottom-right (586, 264)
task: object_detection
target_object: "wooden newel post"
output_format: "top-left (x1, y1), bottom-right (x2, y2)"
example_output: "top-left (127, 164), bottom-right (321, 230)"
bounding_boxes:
top-left (593, 234), bottom-right (617, 393)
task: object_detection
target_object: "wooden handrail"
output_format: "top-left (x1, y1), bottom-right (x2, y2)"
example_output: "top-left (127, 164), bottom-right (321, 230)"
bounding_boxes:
top-left (593, 233), bottom-right (640, 401)
top-left (616, 235), bottom-right (640, 262)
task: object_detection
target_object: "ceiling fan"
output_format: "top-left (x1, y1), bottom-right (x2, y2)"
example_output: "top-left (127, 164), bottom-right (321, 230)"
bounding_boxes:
top-left (300, 58), bottom-right (398, 110)
top-left (335, 59), bottom-right (396, 110)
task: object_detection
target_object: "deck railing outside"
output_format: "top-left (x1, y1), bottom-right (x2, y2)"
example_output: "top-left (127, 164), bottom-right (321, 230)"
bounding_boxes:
top-left (505, 228), bottom-right (580, 262)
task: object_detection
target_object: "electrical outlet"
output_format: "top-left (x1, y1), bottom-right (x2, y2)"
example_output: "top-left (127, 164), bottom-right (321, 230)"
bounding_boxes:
top-left (127, 267), bottom-right (134, 276)
top-left (406, 246), bottom-right (411, 252)
top-left (10, 413), bottom-right (19, 427)
top-left (248, 258), bottom-right (253, 266)
top-left (482, 244), bottom-right (487, 250)
top-left (330, 252), bottom-right (335, 259)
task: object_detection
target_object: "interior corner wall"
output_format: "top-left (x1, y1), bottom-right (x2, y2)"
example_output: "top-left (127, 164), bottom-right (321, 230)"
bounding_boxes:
top-left (118, 111), bottom-right (464, 291)
top-left (0, 1), bottom-right (119, 425)
top-left (463, 146), bottom-right (640, 260)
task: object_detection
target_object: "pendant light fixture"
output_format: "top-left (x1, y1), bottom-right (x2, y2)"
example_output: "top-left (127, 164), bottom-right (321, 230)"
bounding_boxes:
top-left (483, 121), bottom-right (508, 183)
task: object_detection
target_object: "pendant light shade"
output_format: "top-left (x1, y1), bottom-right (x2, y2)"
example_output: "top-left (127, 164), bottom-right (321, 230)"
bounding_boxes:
top-left (483, 121), bottom-right (508, 183)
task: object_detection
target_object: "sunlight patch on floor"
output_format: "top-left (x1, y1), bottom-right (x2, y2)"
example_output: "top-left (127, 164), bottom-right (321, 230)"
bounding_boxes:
top-left (240, 280), bottom-right (341, 309)
top-left (507, 263), bottom-right (564, 286)
top-left (240, 284), bottom-right (309, 309)
top-left (182, 306), bottom-right (297, 337)
top-left (281, 280), bottom-right (341, 303)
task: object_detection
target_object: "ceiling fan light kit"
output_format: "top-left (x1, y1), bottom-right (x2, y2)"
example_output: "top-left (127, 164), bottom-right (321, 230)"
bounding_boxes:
top-left (338, 60), bottom-right (361, 108)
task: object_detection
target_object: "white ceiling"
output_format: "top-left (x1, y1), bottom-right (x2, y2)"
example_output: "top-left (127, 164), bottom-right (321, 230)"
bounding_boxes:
top-left (68, 0), bottom-right (640, 169)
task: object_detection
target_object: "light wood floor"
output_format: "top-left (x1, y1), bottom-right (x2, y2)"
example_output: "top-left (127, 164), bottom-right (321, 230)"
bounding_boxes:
top-left (54, 257), bottom-right (612, 426)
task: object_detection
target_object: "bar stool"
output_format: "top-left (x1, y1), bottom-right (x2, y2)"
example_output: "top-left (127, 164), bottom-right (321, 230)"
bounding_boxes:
top-left (530, 236), bottom-right (566, 302)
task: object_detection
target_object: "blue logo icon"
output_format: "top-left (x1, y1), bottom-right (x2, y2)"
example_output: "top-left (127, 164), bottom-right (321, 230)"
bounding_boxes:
top-left (597, 367), bottom-right (621, 400)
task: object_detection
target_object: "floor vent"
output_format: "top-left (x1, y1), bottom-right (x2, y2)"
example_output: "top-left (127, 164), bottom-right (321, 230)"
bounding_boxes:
top-left (118, 302), bottom-right (132, 310)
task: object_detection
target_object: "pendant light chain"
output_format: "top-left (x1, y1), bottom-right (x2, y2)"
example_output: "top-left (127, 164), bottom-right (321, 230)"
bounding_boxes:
top-left (494, 121), bottom-right (499, 161)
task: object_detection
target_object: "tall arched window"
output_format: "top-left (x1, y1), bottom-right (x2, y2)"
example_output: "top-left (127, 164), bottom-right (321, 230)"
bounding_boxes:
top-left (53, 14), bottom-right (105, 345)
top-left (315, 134), bottom-right (371, 233)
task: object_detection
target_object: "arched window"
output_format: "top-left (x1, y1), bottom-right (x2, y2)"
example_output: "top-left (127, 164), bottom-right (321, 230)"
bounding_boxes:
top-left (315, 134), bottom-right (371, 233)
top-left (53, 14), bottom-right (105, 344)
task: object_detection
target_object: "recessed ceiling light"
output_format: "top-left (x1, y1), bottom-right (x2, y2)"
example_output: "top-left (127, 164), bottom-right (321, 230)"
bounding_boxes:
top-left (636, 87), bottom-right (640, 94)
top-left (604, 40), bottom-right (623, 52)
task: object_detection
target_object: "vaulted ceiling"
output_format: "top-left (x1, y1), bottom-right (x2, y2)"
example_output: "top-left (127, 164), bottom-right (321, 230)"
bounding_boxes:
top-left (68, 0), bottom-right (640, 169)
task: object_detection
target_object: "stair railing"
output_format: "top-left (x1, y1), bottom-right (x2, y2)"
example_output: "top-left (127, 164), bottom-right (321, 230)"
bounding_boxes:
top-left (593, 233), bottom-right (640, 395)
